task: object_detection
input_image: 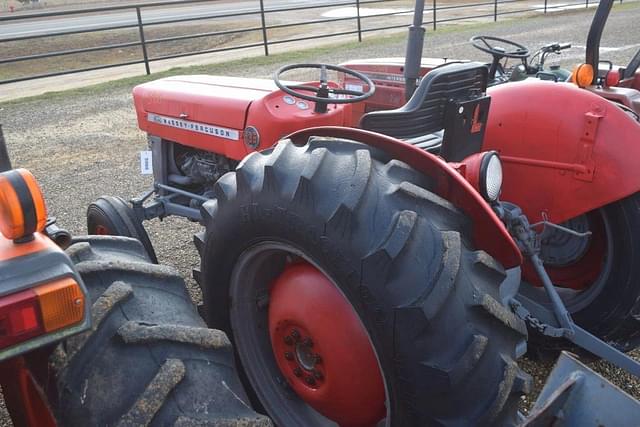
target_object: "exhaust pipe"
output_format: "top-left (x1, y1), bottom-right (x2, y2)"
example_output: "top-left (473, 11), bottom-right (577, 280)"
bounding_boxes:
top-left (404, 0), bottom-right (426, 100)
top-left (0, 125), bottom-right (12, 173)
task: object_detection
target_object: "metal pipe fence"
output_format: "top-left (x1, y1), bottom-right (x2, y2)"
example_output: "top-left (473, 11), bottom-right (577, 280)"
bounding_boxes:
top-left (0, 0), bottom-right (625, 85)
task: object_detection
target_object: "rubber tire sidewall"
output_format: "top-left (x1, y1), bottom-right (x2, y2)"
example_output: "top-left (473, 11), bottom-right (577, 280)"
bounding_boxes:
top-left (86, 196), bottom-right (158, 263)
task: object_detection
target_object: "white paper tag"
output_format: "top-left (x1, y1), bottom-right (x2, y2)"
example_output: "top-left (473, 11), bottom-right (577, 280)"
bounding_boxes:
top-left (140, 151), bottom-right (153, 175)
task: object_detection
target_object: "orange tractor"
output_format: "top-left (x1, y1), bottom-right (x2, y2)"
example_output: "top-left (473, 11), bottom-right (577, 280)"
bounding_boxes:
top-left (0, 127), bottom-right (267, 425)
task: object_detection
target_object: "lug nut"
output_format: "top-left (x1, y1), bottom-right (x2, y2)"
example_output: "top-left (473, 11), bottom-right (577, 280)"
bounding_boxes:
top-left (293, 367), bottom-right (302, 377)
top-left (313, 371), bottom-right (324, 380)
top-left (302, 337), bottom-right (313, 347)
top-left (284, 352), bottom-right (294, 361)
top-left (305, 376), bottom-right (316, 386)
top-left (284, 335), bottom-right (294, 345)
top-left (291, 329), bottom-right (300, 340)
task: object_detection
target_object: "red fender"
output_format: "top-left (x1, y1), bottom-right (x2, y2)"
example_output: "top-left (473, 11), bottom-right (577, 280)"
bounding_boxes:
top-left (288, 127), bottom-right (522, 269)
top-left (485, 80), bottom-right (640, 225)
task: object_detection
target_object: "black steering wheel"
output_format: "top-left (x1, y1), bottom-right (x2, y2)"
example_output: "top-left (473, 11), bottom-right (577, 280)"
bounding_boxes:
top-left (470, 35), bottom-right (530, 79)
top-left (274, 63), bottom-right (375, 113)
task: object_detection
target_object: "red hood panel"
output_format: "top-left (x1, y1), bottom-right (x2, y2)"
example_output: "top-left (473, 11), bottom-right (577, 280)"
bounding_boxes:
top-left (133, 75), bottom-right (278, 129)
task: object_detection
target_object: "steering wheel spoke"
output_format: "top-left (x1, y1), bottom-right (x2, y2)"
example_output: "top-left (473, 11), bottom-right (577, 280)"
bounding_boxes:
top-left (288, 85), bottom-right (321, 93)
top-left (329, 88), bottom-right (366, 97)
top-left (320, 64), bottom-right (328, 86)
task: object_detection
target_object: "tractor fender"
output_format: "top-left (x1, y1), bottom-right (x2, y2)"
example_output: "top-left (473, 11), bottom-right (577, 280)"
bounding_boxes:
top-left (288, 126), bottom-right (522, 269)
top-left (485, 80), bottom-right (640, 225)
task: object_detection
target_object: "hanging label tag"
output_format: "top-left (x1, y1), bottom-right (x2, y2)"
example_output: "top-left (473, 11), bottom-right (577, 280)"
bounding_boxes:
top-left (140, 151), bottom-right (153, 175)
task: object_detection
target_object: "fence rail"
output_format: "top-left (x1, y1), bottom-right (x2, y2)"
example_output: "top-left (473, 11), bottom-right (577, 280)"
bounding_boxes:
top-left (0, 0), bottom-right (624, 85)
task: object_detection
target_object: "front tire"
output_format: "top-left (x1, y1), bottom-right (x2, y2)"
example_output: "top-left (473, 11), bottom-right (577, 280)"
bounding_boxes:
top-left (87, 195), bottom-right (157, 263)
top-left (197, 138), bottom-right (530, 426)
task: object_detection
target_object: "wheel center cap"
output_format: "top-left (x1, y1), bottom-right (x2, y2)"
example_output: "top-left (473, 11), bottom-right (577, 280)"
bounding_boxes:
top-left (295, 341), bottom-right (316, 371)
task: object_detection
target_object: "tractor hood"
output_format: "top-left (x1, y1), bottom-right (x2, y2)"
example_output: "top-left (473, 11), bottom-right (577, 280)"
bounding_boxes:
top-left (133, 75), bottom-right (278, 130)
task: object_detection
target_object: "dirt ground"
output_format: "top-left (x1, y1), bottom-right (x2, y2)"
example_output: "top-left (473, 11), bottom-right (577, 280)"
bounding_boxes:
top-left (1, 2), bottom-right (640, 424)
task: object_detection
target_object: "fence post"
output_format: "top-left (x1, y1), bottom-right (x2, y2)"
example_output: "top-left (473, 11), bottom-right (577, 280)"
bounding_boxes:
top-left (433, 0), bottom-right (437, 30)
top-left (586, 0), bottom-right (589, 7)
top-left (259, 0), bottom-right (269, 56)
top-left (356, 0), bottom-right (362, 41)
top-left (136, 7), bottom-right (150, 75)
top-left (544, 0), bottom-right (548, 13)
top-left (494, 0), bottom-right (498, 21)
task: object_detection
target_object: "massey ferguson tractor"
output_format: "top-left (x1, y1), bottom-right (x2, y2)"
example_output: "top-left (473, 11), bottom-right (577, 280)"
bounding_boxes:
top-left (81, 0), bottom-right (640, 425)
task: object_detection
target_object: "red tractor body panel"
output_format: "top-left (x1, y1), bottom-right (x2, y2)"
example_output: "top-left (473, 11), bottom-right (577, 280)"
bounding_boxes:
top-left (485, 80), bottom-right (640, 225)
top-left (245, 87), bottom-right (349, 153)
top-left (289, 127), bottom-right (523, 269)
top-left (134, 76), bottom-right (275, 160)
top-left (133, 76), bottom-right (350, 160)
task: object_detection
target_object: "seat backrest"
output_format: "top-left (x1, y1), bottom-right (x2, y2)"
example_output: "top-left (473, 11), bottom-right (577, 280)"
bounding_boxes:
top-left (359, 62), bottom-right (488, 140)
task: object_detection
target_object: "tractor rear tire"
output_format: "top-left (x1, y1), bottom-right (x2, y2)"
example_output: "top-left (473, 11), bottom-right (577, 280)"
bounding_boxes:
top-left (196, 138), bottom-right (531, 426)
top-left (86, 196), bottom-right (158, 263)
top-left (524, 192), bottom-right (640, 356)
top-left (53, 236), bottom-right (270, 427)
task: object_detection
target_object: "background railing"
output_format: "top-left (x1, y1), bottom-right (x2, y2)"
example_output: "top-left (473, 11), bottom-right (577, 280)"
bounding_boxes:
top-left (0, 0), bottom-right (625, 85)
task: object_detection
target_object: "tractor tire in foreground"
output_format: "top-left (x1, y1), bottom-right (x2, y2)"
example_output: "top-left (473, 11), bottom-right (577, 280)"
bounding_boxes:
top-left (196, 138), bottom-right (531, 426)
top-left (52, 236), bottom-right (270, 427)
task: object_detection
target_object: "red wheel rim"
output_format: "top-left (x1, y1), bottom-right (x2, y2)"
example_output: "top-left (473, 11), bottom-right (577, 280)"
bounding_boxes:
top-left (94, 224), bottom-right (110, 235)
top-left (268, 263), bottom-right (386, 427)
top-left (524, 211), bottom-right (607, 291)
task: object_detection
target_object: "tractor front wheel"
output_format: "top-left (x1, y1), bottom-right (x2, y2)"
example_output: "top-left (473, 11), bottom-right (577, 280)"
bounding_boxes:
top-left (196, 138), bottom-right (530, 426)
top-left (86, 195), bottom-right (157, 263)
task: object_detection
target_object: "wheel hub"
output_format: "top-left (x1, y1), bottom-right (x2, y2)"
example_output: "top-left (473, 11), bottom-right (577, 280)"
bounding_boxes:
top-left (95, 224), bottom-right (110, 235)
top-left (276, 325), bottom-right (325, 389)
top-left (540, 215), bottom-right (591, 266)
top-left (268, 263), bottom-right (386, 427)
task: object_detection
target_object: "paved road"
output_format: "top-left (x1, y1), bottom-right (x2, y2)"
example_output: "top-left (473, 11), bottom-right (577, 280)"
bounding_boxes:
top-left (0, 0), bottom-right (358, 40)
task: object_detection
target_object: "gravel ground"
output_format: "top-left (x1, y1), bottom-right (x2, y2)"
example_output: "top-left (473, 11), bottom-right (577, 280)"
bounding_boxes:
top-left (1, 3), bottom-right (640, 423)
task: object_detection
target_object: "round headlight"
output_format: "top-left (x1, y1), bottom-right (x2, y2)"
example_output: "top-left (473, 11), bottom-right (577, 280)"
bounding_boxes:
top-left (480, 152), bottom-right (503, 203)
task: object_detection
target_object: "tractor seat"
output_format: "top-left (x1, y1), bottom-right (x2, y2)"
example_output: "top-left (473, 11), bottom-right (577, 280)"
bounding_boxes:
top-left (359, 62), bottom-right (489, 155)
top-left (405, 130), bottom-right (444, 152)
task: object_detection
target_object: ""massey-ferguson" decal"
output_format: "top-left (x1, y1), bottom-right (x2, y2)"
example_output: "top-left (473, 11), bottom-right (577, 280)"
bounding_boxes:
top-left (147, 113), bottom-right (239, 141)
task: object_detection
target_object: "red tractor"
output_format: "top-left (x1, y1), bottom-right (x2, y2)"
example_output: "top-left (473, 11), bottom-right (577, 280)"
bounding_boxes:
top-left (86, 0), bottom-right (640, 424)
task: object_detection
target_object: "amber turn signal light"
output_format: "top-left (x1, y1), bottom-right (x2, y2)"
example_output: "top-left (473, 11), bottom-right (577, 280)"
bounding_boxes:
top-left (571, 63), bottom-right (595, 88)
top-left (0, 169), bottom-right (47, 241)
top-left (0, 277), bottom-right (84, 349)
top-left (34, 277), bottom-right (85, 333)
